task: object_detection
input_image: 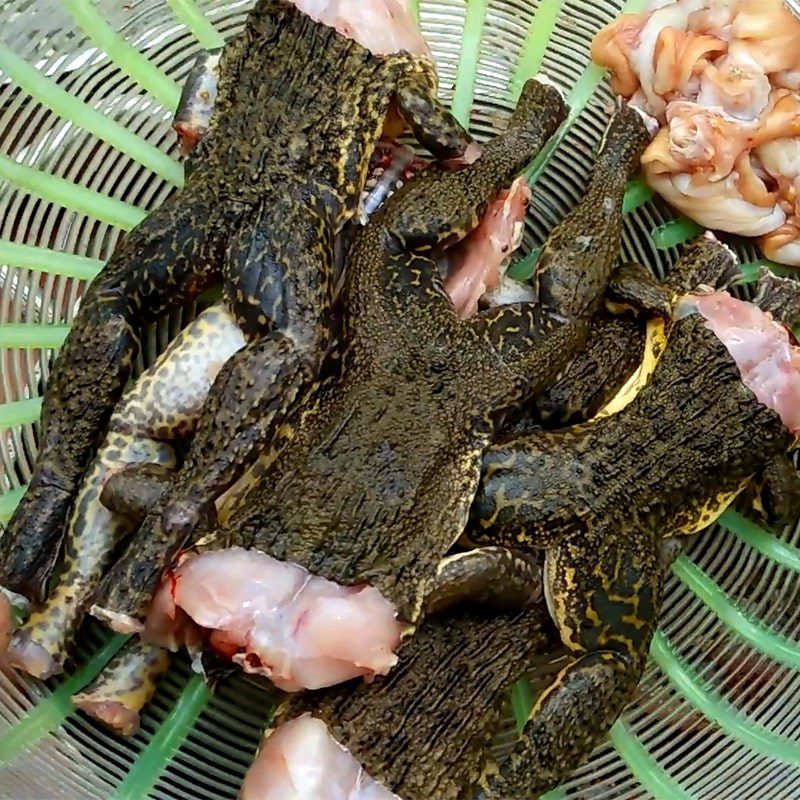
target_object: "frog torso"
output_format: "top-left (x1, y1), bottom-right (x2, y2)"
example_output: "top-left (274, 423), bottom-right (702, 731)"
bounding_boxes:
top-left (224, 229), bottom-right (530, 621)
top-left (477, 314), bottom-right (792, 548)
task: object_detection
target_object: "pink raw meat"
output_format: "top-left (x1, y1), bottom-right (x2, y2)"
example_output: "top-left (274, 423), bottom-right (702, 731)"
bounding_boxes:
top-left (168, 548), bottom-right (402, 691)
top-left (241, 715), bottom-right (399, 800)
top-left (690, 290), bottom-right (800, 433)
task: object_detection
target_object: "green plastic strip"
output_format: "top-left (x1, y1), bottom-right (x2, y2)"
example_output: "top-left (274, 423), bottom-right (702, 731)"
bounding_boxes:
top-left (0, 155), bottom-right (146, 231)
top-left (651, 217), bottom-right (704, 250)
top-left (650, 631), bottom-right (800, 764)
top-left (0, 398), bottom-right (42, 429)
top-left (736, 259), bottom-right (796, 284)
top-left (167, 0), bottom-right (226, 50)
top-left (112, 675), bottom-right (212, 800)
top-left (507, 0), bottom-right (564, 102)
top-left (409, 0), bottom-right (421, 24)
top-left (0, 486), bottom-right (26, 523)
top-left (0, 241), bottom-right (103, 281)
top-left (61, 0), bottom-right (181, 111)
top-left (509, 678), bottom-right (536, 734)
top-left (451, 0), bottom-right (490, 127)
top-left (0, 324), bottom-right (70, 350)
top-left (524, 0), bottom-right (650, 186)
top-left (0, 634), bottom-right (128, 767)
top-left (672, 555), bottom-right (800, 671)
top-left (610, 720), bottom-right (694, 800)
top-left (0, 45), bottom-right (182, 187)
top-left (721, 510), bottom-right (800, 574)
top-left (623, 176), bottom-right (654, 214)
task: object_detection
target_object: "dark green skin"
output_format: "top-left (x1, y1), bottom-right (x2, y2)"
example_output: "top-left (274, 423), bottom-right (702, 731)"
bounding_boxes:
top-left (278, 601), bottom-right (556, 800)
top-left (2, 0), bottom-right (473, 608)
top-left (468, 267), bottom-right (800, 798)
top-left (531, 234), bottom-right (742, 427)
top-left (170, 79), bottom-right (575, 625)
top-left (0, 1), bottom-right (472, 605)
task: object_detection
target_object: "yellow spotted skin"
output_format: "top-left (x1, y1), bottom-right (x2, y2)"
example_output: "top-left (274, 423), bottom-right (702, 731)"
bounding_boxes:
top-left (8, 305), bottom-right (244, 677)
top-left (73, 638), bottom-right (169, 737)
top-left (472, 270), bottom-right (800, 798)
top-left (529, 234), bottom-right (740, 428)
top-left (3, 0), bottom-right (473, 607)
top-left (89, 2), bottom-right (483, 627)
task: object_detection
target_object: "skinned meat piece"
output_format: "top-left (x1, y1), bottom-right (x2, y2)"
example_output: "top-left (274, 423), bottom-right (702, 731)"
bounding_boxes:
top-left (241, 716), bottom-right (399, 800)
top-left (657, 100), bottom-right (757, 177)
top-left (163, 548), bottom-right (401, 692)
top-left (592, 0), bottom-right (713, 118)
top-left (759, 137), bottom-right (800, 264)
top-left (444, 176), bottom-right (532, 318)
top-left (293, 0), bottom-right (431, 57)
top-left (686, 290), bottom-right (800, 432)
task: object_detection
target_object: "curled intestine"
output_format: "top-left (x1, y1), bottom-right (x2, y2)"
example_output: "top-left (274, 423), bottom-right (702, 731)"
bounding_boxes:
top-left (593, 0), bottom-right (800, 266)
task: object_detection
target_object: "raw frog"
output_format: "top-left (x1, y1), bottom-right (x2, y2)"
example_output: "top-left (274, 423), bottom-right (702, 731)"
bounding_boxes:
top-left (104, 88), bottom-right (658, 697)
top-left (0, 0), bottom-right (474, 608)
top-left (468, 258), bottom-right (800, 798)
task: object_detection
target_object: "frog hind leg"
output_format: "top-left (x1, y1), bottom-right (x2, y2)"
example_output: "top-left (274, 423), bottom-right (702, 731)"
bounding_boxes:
top-left (425, 547), bottom-right (543, 616)
top-left (754, 454), bottom-right (800, 528)
top-left (73, 637), bottom-right (170, 737)
top-left (394, 63), bottom-right (476, 162)
top-left (0, 190), bottom-right (225, 604)
top-left (10, 304), bottom-right (243, 673)
top-left (486, 534), bottom-right (662, 798)
top-left (93, 197), bottom-right (333, 627)
top-left (382, 78), bottom-right (568, 254)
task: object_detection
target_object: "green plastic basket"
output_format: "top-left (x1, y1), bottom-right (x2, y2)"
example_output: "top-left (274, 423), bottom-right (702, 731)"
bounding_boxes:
top-left (0, 1), bottom-right (799, 798)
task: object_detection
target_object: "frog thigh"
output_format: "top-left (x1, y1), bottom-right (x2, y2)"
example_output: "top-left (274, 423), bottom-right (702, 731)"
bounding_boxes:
top-left (425, 547), bottom-right (542, 615)
top-left (486, 536), bottom-right (662, 797)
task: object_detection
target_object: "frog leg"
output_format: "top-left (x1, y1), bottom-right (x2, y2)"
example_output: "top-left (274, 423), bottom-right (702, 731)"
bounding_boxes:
top-left (753, 454), bottom-right (800, 528)
top-left (73, 637), bottom-right (170, 737)
top-left (380, 78), bottom-right (567, 254)
top-left (100, 463), bottom-right (175, 523)
top-left (485, 534), bottom-right (662, 798)
top-left (9, 305), bottom-right (243, 676)
top-left (395, 64), bottom-right (476, 162)
top-left (92, 196), bottom-right (335, 627)
top-left (424, 547), bottom-right (543, 615)
top-left (0, 189), bottom-right (228, 605)
top-left (605, 262), bottom-right (671, 318)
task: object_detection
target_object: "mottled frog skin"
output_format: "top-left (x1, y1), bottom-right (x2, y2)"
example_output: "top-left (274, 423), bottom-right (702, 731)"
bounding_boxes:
top-left (523, 234), bottom-right (740, 428)
top-left (469, 263), bottom-right (800, 798)
top-left (1, 0), bottom-right (473, 604)
top-left (159, 79), bottom-right (572, 627)
top-left (279, 600), bottom-right (555, 800)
